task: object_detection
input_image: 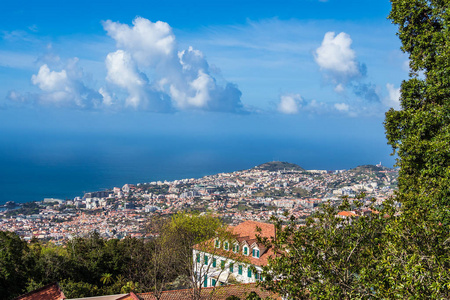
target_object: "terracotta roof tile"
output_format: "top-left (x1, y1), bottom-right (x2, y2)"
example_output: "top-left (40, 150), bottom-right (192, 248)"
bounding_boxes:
top-left (137, 283), bottom-right (281, 300)
top-left (13, 282), bottom-right (65, 300)
top-left (337, 211), bottom-right (358, 217)
top-left (117, 292), bottom-right (140, 300)
top-left (194, 221), bottom-right (276, 267)
top-left (231, 221), bottom-right (275, 240)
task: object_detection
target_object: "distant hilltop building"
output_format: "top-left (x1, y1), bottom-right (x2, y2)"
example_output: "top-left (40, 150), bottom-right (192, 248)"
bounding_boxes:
top-left (122, 183), bottom-right (136, 194)
top-left (43, 198), bottom-right (65, 204)
top-left (83, 191), bottom-right (110, 199)
top-left (306, 169), bottom-right (327, 174)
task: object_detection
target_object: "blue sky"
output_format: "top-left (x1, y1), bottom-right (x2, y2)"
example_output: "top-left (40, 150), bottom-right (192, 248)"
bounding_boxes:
top-left (0, 0), bottom-right (407, 171)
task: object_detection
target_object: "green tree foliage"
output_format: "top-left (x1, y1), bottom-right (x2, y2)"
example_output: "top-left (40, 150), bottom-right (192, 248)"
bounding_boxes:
top-left (59, 279), bottom-right (101, 298)
top-left (245, 291), bottom-right (262, 300)
top-left (160, 212), bottom-right (223, 299)
top-left (383, 0), bottom-right (450, 297)
top-left (260, 198), bottom-right (395, 299)
top-left (0, 212), bottom-right (226, 299)
top-left (385, 0), bottom-right (450, 222)
top-left (100, 273), bottom-right (113, 285)
top-left (261, 1), bottom-right (450, 299)
top-left (0, 232), bottom-right (158, 299)
top-left (153, 212), bottom-right (246, 299)
top-left (0, 231), bottom-right (35, 298)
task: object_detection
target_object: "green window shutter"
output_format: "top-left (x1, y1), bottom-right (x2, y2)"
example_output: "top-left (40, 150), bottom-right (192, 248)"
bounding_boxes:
top-left (212, 258), bottom-right (216, 267)
top-left (215, 239), bottom-right (220, 248)
top-left (252, 248), bottom-right (260, 257)
top-left (247, 267), bottom-right (252, 278)
top-left (212, 279), bottom-right (216, 287)
top-left (196, 253), bottom-right (200, 263)
top-left (229, 263), bottom-right (234, 273)
top-left (203, 275), bottom-right (207, 287)
top-left (224, 242), bottom-right (229, 250)
top-left (244, 247), bottom-right (248, 255)
top-left (221, 260), bottom-right (225, 269)
top-left (238, 265), bottom-right (243, 275)
top-left (204, 255), bottom-right (208, 265)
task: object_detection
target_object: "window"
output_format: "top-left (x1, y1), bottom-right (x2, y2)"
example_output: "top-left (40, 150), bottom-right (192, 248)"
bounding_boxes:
top-left (243, 246), bottom-right (248, 255)
top-left (255, 272), bottom-right (260, 280)
top-left (247, 267), bottom-right (252, 278)
top-left (233, 244), bottom-right (239, 253)
top-left (211, 279), bottom-right (216, 287)
top-left (221, 260), bottom-right (225, 269)
top-left (204, 255), bottom-right (208, 265)
top-left (229, 263), bottom-right (234, 273)
top-left (215, 239), bottom-right (220, 248)
top-left (196, 253), bottom-right (200, 263)
top-left (224, 241), bottom-right (229, 250)
top-left (212, 258), bottom-right (216, 267)
top-left (203, 275), bottom-right (207, 287)
top-left (238, 265), bottom-right (243, 275)
top-left (252, 248), bottom-right (260, 258)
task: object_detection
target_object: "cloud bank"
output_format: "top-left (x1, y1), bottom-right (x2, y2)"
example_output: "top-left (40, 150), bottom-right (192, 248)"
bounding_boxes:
top-left (101, 17), bottom-right (244, 113)
top-left (24, 17), bottom-right (244, 113)
top-left (30, 58), bottom-right (102, 108)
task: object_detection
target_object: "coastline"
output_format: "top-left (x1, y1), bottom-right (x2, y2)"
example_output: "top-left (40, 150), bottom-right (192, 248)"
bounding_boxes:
top-left (1, 161), bottom-right (396, 206)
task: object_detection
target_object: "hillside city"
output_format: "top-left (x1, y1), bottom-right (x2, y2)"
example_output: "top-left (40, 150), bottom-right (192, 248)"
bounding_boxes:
top-left (0, 162), bottom-right (398, 244)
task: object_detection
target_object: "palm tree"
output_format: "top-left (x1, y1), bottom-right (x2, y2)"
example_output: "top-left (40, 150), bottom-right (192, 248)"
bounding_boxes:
top-left (100, 273), bottom-right (113, 285)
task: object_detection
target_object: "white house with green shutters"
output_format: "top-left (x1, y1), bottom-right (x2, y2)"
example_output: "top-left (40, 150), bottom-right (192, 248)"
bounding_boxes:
top-left (192, 220), bottom-right (276, 288)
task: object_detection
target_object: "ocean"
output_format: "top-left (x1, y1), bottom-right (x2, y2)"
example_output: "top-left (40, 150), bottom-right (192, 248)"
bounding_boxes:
top-left (0, 127), bottom-right (396, 205)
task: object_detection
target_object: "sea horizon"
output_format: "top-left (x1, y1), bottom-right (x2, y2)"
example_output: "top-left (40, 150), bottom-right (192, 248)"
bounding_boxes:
top-left (0, 131), bottom-right (395, 205)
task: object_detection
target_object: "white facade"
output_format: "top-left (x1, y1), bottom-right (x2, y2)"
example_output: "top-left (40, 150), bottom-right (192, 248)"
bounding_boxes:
top-left (192, 221), bottom-right (274, 288)
top-left (192, 246), bottom-right (263, 288)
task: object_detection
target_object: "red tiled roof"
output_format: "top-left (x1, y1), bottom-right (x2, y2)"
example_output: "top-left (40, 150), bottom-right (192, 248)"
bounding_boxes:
top-left (13, 282), bottom-right (65, 300)
top-left (231, 221), bottom-right (276, 266)
top-left (117, 292), bottom-right (140, 300)
top-left (337, 211), bottom-right (358, 217)
top-left (230, 221), bottom-right (275, 241)
top-left (137, 283), bottom-right (281, 300)
top-left (194, 221), bottom-right (276, 267)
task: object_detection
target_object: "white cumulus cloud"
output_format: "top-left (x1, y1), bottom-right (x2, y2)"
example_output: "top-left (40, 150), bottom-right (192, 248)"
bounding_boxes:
top-left (278, 94), bottom-right (303, 114)
top-left (102, 17), bottom-right (244, 113)
top-left (314, 32), bottom-right (361, 80)
top-left (31, 58), bottom-right (102, 108)
top-left (334, 102), bottom-right (349, 112)
top-left (103, 18), bottom-right (175, 68)
top-left (32, 64), bottom-right (68, 92)
top-left (314, 31), bottom-right (384, 107)
top-left (384, 83), bottom-right (401, 110)
top-left (334, 83), bottom-right (345, 93)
